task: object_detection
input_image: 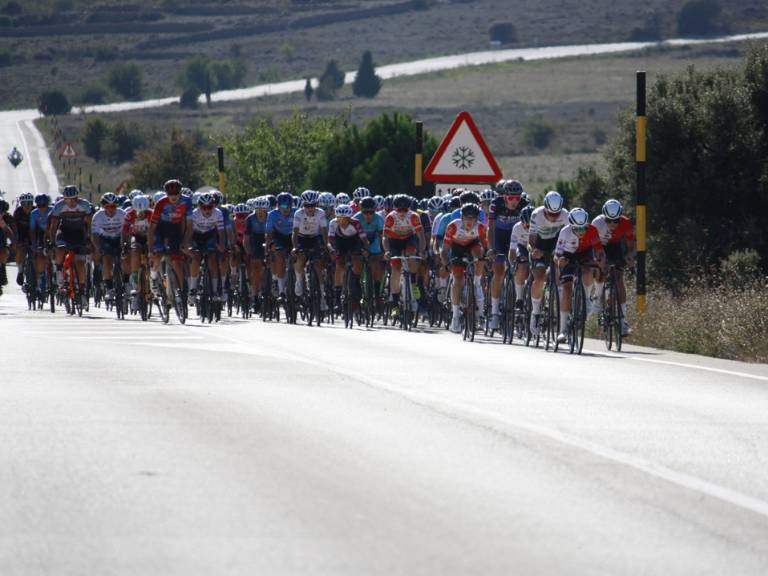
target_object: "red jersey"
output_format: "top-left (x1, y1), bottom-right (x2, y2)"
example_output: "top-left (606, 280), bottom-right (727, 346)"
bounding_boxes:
top-left (383, 210), bottom-right (422, 240)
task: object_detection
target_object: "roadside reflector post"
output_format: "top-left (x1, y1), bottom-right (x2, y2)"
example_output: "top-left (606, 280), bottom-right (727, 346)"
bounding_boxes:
top-left (414, 121), bottom-right (423, 195)
top-left (636, 71), bottom-right (647, 315)
top-left (217, 146), bottom-right (226, 197)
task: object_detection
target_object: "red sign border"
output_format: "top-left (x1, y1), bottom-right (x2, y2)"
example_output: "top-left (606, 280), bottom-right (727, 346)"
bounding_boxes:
top-left (424, 111), bottom-right (502, 183)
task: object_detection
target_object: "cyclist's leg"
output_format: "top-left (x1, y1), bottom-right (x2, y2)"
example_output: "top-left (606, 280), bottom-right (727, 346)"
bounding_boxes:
top-left (558, 258), bottom-right (575, 339)
top-left (294, 251), bottom-right (307, 296)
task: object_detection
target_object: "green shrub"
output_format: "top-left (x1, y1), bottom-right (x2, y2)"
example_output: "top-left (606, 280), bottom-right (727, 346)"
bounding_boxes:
top-left (105, 121), bottom-right (145, 163)
top-left (38, 90), bottom-right (71, 115)
top-left (179, 86), bottom-right (201, 109)
top-left (76, 83), bottom-right (109, 105)
top-left (129, 128), bottom-right (205, 191)
top-left (677, 0), bottom-right (722, 36)
top-left (719, 249), bottom-right (763, 288)
top-left (523, 114), bottom-right (555, 149)
top-left (353, 50), bottom-right (382, 98)
top-left (108, 63), bottom-right (143, 100)
top-left (83, 118), bottom-right (109, 161)
top-left (489, 22), bottom-right (517, 44)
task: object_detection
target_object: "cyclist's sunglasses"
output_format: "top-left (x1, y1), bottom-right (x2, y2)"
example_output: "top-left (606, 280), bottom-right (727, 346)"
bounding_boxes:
top-left (605, 217), bottom-right (620, 224)
top-left (573, 225), bottom-right (587, 233)
top-left (362, 210), bottom-right (375, 215)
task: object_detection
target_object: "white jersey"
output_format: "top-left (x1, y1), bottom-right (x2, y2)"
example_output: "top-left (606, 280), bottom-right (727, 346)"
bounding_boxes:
top-left (591, 214), bottom-right (613, 245)
top-left (192, 207), bottom-right (224, 234)
top-left (529, 207), bottom-right (569, 241)
top-left (293, 208), bottom-right (327, 237)
top-left (91, 208), bottom-right (126, 238)
top-left (510, 221), bottom-right (529, 248)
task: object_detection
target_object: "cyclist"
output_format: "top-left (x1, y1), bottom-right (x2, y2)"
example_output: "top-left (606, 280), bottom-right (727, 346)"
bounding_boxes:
top-left (231, 203), bottom-right (250, 289)
top-left (244, 197), bottom-right (270, 310)
top-left (12, 192), bottom-right (34, 287)
top-left (351, 186), bottom-right (371, 214)
top-left (508, 205), bottom-right (534, 309)
top-left (29, 194), bottom-right (53, 295)
top-left (210, 190), bottom-right (233, 302)
top-left (0, 198), bottom-right (14, 293)
top-left (479, 187), bottom-right (497, 217)
top-left (328, 203), bottom-right (370, 309)
top-left (336, 192), bottom-right (351, 207)
top-left (187, 193), bottom-right (225, 300)
top-left (292, 190), bottom-right (328, 308)
top-left (441, 203), bottom-right (489, 333)
top-left (431, 195), bottom-right (460, 298)
top-left (488, 179), bottom-right (529, 329)
top-left (353, 196), bottom-right (385, 307)
top-left (383, 193), bottom-right (426, 311)
top-left (91, 192), bottom-right (127, 302)
top-left (265, 192), bottom-right (296, 298)
top-left (149, 179), bottom-right (193, 297)
top-left (527, 191), bottom-right (569, 335)
top-left (592, 198), bottom-right (635, 336)
top-left (555, 207), bottom-right (604, 344)
top-left (123, 194), bottom-right (152, 301)
top-left (319, 192), bottom-right (336, 221)
top-left (374, 195), bottom-right (386, 218)
top-left (48, 185), bottom-right (93, 304)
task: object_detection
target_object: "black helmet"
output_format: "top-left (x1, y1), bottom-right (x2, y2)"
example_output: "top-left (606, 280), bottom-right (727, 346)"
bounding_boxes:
top-left (520, 205), bottom-right (534, 225)
top-left (459, 191), bottom-right (481, 206)
top-left (62, 184), bottom-right (79, 198)
top-left (449, 196), bottom-right (461, 210)
top-left (164, 179), bottom-right (182, 195)
top-left (359, 197), bottom-right (376, 211)
top-left (460, 203), bottom-right (480, 218)
top-left (502, 179), bottom-right (524, 196)
top-left (393, 194), bottom-right (411, 210)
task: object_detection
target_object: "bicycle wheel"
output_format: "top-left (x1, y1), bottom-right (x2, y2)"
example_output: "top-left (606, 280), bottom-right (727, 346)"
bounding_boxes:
top-left (168, 264), bottom-right (186, 324)
top-left (523, 278), bottom-right (534, 347)
top-left (569, 275), bottom-right (584, 354)
top-left (611, 276), bottom-right (623, 352)
top-left (342, 265), bottom-right (353, 329)
top-left (309, 266), bottom-right (322, 327)
top-left (285, 265), bottom-right (297, 324)
top-left (545, 269), bottom-right (559, 351)
top-left (400, 271), bottom-right (411, 331)
top-left (501, 274), bottom-right (515, 344)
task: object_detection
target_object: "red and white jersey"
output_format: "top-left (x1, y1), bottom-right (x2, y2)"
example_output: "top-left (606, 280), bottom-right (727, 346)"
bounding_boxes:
top-left (592, 214), bottom-right (634, 245)
top-left (293, 208), bottom-right (327, 237)
top-left (510, 221), bottom-right (529, 248)
top-left (123, 208), bottom-right (151, 237)
top-left (443, 219), bottom-right (488, 249)
top-left (384, 209), bottom-right (422, 240)
top-left (328, 217), bottom-right (365, 239)
top-left (555, 223), bottom-right (603, 256)
top-left (191, 207), bottom-right (224, 234)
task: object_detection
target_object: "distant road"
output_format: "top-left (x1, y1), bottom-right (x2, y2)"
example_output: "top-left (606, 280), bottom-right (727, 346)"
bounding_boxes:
top-left (1, 30), bottom-right (767, 203)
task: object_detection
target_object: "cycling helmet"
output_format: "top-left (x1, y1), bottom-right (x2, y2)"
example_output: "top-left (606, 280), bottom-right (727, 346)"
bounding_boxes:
top-left (480, 188), bottom-right (497, 203)
top-left (461, 203), bottom-right (481, 218)
top-left (128, 189), bottom-right (142, 200)
top-left (494, 179), bottom-right (507, 194)
top-left (276, 192), bottom-right (293, 208)
top-left (568, 207), bottom-right (589, 227)
top-left (211, 190), bottom-right (223, 205)
top-left (62, 185), bottom-right (79, 198)
top-left (18, 192), bottom-right (34, 205)
top-left (335, 204), bottom-right (354, 218)
top-left (449, 196), bottom-right (461, 210)
top-left (101, 192), bottom-right (118, 206)
top-left (116, 194), bottom-right (127, 205)
top-left (384, 195), bottom-right (394, 211)
top-left (254, 197), bottom-right (271, 210)
top-left (602, 199), bottom-right (623, 220)
top-left (153, 191), bottom-right (166, 204)
top-left (411, 197), bottom-right (420, 210)
top-left (374, 195), bottom-right (385, 210)
top-left (132, 195), bottom-right (150, 212)
top-left (0, 199), bottom-right (8, 213)
top-left (34, 193), bottom-right (50, 206)
top-left (459, 190), bottom-right (481, 206)
top-left (520, 205), bottom-right (534, 226)
top-left (503, 179), bottom-right (524, 196)
top-left (293, 195), bottom-right (301, 209)
top-left (319, 192), bottom-right (336, 209)
top-left (301, 189), bottom-right (320, 207)
top-left (393, 194), bottom-right (411, 210)
top-left (245, 198), bottom-right (257, 210)
top-left (543, 190), bottom-right (564, 214)
top-left (427, 196), bottom-right (443, 212)
top-left (359, 197), bottom-right (376, 212)
top-left (233, 203), bottom-right (250, 215)
top-left (335, 192), bottom-right (351, 206)
top-left (352, 186), bottom-right (371, 201)
top-left (265, 194), bottom-right (277, 209)
top-left (198, 193), bottom-right (215, 207)
top-left (163, 179), bottom-right (182, 195)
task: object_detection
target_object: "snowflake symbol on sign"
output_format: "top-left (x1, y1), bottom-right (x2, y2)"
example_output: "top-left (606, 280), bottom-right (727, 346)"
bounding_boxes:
top-left (452, 146), bottom-right (475, 170)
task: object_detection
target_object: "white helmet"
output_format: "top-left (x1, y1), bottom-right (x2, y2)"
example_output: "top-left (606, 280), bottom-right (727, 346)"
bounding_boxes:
top-left (480, 188), bottom-right (497, 203)
top-left (335, 204), bottom-right (353, 218)
top-left (602, 199), bottom-right (623, 220)
top-left (352, 186), bottom-right (371, 201)
top-left (336, 192), bottom-right (350, 205)
top-left (568, 207), bottom-right (589, 227)
top-left (132, 195), bottom-right (150, 212)
top-left (234, 203), bottom-right (250, 215)
top-left (153, 191), bottom-right (166, 204)
top-left (254, 197), bottom-right (271, 210)
top-left (543, 191), bottom-right (564, 214)
top-left (128, 189), bottom-right (143, 200)
top-left (319, 192), bottom-right (336, 208)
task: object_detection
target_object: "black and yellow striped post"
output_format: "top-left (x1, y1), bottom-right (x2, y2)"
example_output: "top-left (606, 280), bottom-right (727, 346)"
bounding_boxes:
top-left (414, 121), bottom-right (423, 195)
top-left (217, 146), bottom-right (226, 196)
top-left (636, 71), bottom-right (647, 314)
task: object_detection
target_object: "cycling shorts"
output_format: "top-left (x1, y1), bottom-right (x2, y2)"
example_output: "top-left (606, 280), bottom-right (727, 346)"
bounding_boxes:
top-left (55, 227), bottom-right (87, 252)
top-left (334, 235), bottom-right (362, 261)
top-left (449, 240), bottom-right (483, 269)
top-left (192, 230), bottom-right (218, 253)
top-left (295, 235), bottom-right (322, 254)
top-left (560, 249), bottom-right (596, 284)
top-left (152, 226), bottom-right (183, 254)
top-left (604, 242), bottom-right (627, 270)
top-left (388, 235), bottom-right (417, 257)
top-left (98, 236), bottom-right (122, 258)
top-left (531, 237), bottom-right (557, 269)
top-left (493, 228), bottom-right (512, 262)
top-left (270, 231), bottom-right (292, 251)
top-left (249, 233), bottom-right (266, 260)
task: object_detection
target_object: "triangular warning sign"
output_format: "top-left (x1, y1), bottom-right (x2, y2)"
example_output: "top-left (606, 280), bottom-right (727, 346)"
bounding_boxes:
top-left (424, 111), bottom-right (502, 183)
top-left (60, 143), bottom-right (77, 158)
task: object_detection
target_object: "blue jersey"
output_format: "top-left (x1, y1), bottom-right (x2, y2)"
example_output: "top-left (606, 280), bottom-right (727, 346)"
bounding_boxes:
top-left (353, 211), bottom-right (384, 254)
top-left (435, 213), bottom-right (457, 238)
top-left (266, 208), bottom-right (296, 236)
top-left (30, 206), bottom-right (53, 235)
top-left (245, 213), bottom-right (267, 235)
top-left (219, 206), bottom-right (233, 230)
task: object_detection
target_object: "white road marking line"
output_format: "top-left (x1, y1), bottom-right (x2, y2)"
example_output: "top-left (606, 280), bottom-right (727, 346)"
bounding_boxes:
top-left (15, 119), bottom-right (38, 195)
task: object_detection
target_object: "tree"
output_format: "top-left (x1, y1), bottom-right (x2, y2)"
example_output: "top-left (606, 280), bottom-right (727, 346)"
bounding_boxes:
top-left (178, 56), bottom-right (247, 107)
top-left (304, 78), bottom-right (313, 101)
top-left (316, 59), bottom-right (345, 100)
top-left (108, 63), bottom-right (143, 100)
top-left (76, 83), bottom-right (108, 105)
top-left (489, 22), bottom-right (517, 45)
top-left (522, 114), bottom-right (555, 149)
top-left (129, 129), bottom-right (205, 191)
top-left (105, 121), bottom-right (145, 163)
top-left (82, 117), bottom-right (109, 161)
top-left (179, 86), bottom-right (201, 109)
top-left (554, 166), bottom-right (608, 219)
top-left (353, 51), bottom-right (382, 98)
top-left (677, 0), bottom-right (722, 36)
top-left (37, 90), bottom-right (70, 115)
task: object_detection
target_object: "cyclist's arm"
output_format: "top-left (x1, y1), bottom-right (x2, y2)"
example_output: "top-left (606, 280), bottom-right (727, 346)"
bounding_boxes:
top-left (47, 216), bottom-right (58, 244)
top-left (416, 229), bottom-right (426, 255)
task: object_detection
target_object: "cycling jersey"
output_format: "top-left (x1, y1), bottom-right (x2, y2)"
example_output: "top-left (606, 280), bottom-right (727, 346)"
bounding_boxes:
top-left (510, 221), bottom-right (530, 249)
top-left (12, 206), bottom-right (31, 243)
top-left (123, 209), bottom-right (151, 237)
top-left (51, 198), bottom-right (93, 230)
top-left (233, 214), bottom-right (247, 244)
top-left (329, 218), bottom-right (365, 239)
top-left (529, 207), bottom-right (569, 241)
top-left (151, 196), bottom-right (193, 226)
top-left (353, 212), bottom-right (384, 254)
top-left (555, 224), bottom-right (603, 256)
top-left (29, 207), bottom-right (52, 241)
top-left (246, 213), bottom-right (268, 236)
top-left (443, 220), bottom-right (489, 249)
top-left (293, 208), bottom-right (327, 237)
top-left (92, 208), bottom-right (127, 239)
top-left (384, 210), bottom-right (422, 239)
top-left (449, 207), bottom-right (487, 225)
top-left (419, 211), bottom-right (432, 237)
top-left (191, 207), bottom-right (224, 234)
top-left (266, 208), bottom-right (296, 236)
top-left (592, 215), bottom-right (634, 245)
top-left (489, 196), bottom-right (530, 230)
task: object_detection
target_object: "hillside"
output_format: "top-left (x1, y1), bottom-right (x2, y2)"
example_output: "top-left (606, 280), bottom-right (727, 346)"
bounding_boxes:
top-left (2, 0), bottom-right (767, 110)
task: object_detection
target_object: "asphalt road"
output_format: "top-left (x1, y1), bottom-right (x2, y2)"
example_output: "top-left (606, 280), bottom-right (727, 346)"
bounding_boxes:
top-left (2, 269), bottom-right (768, 575)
